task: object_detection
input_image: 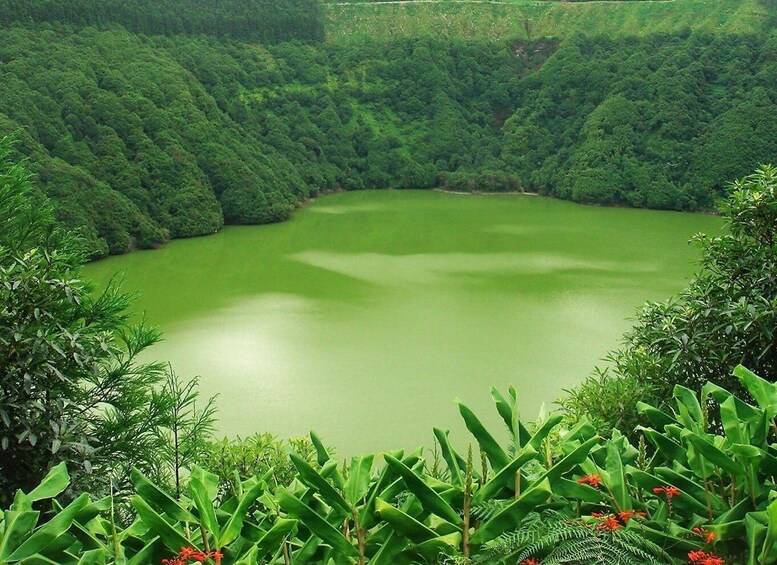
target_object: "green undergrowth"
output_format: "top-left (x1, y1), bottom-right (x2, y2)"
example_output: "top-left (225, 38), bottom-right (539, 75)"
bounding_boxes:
top-left (326, 0), bottom-right (769, 43)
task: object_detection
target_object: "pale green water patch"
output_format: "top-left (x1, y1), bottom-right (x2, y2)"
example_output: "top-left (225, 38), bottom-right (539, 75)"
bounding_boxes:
top-left (84, 190), bottom-right (721, 455)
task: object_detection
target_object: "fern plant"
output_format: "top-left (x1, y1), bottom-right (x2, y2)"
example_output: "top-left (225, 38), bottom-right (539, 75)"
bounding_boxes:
top-left (475, 511), bottom-right (674, 565)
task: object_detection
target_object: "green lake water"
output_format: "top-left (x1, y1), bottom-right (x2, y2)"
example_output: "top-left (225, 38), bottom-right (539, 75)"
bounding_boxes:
top-left (84, 190), bottom-right (722, 456)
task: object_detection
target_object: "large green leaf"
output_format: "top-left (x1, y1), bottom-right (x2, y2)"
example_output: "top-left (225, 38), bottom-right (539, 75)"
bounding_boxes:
top-left (406, 532), bottom-right (461, 560)
top-left (345, 455), bottom-right (374, 507)
top-left (289, 452), bottom-right (350, 516)
top-left (360, 450), bottom-right (405, 527)
top-left (490, 386), bottom-right (532, 450)
top-left (526, 414), bottom-right (564, 454)
top-left (682, 431), bottom-right (744, 476)
top-left (472, 447), bottom-right (537, 506)
top-left (433, 429), bottom-right (463, 487)
top-left (636, 402), bottom-right (678, 430)
top-left (309, 432), bottom-right (345, 489)
top-left (0, 511), bottom-right (40, 560)
top-left (189, 467), bottom-right (219, 502)
top-left (291, 534), bottom-right (321, 565)
top-left (254, 518), bottom-right (297, 558)
top-left (746, 512), bottom-right (768, 565)
top-left (626, 467), bottom-right (711, 514)
top-left (27, 463), bottom-right (69, 502)
top-left (75, 548), bottom-right (106, 564)
top-left (704, 381), bottom-right (766, 446)
top-left (126, 537), bottom-right (163, 565)
top-left (232, 545), bottom-right (259, 565)
top-left (220, 480), bottom-right (265, 547)
top-left (189, 476), bottom-right (219, 545)
top-left (528, 437), bottom-right (599, 489)
top-left (369, 531), bottom-right (407, 565)
top-left (6, 494), bottom-right (89, 561)
top-left (759, 497), bottom-right (777, 564)
top-left (673, 385), bottom-right (705, 431)
top-left (638, 427), bottom-right (687, 464)
top-left (375, 498), bottom-right (439, 543)
top-left (383, 455), bottom-right (462, 527)
top-left (605, 438), bottom-right (628, 512)
top-left (129, 495), bottom-right (192, 553)
top-left (276, 488), bottom-right (357, 558)
top-left (735, 365), bottom-right (777, 417)
top-left (469, 479), bottom-right (551, 546)
top-left (553, 478), bottom-right (602, 503)
top-left (130, 469), bottom-right (197, 523)
top-left (457, 401), bottom-right (509, 470)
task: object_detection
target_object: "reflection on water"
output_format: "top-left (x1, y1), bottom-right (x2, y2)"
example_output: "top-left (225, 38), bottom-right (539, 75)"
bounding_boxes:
top-left (85, 191), bottom-right (720, 455)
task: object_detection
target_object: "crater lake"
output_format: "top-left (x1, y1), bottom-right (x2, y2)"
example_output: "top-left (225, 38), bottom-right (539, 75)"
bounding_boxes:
top-left (84, 190), bottom-right (722, 455)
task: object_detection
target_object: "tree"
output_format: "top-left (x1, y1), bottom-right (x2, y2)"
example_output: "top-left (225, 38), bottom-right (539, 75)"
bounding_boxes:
top-left (0, 137), bottom-right (176, 503)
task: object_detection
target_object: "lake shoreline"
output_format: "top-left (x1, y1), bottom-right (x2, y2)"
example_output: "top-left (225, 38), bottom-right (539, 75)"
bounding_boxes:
top-left (88, 187), bottom-right (717, 263)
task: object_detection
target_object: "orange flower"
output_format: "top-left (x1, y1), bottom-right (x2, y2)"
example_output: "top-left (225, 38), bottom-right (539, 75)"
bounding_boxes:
top-left (688, 549), bottom-right (725, 565)
top-left (653, 485), bottom-right (681, 499)
top-left (618, 510), bottom-right (646, 523)
top-left (597, 515), bottom-right (622, 531)
top-left (577, 474), bottom-right (602, 487)
top-left (693, 526), bottom-right (717, 544)
top-left (520, 559), bottom-right (539, 565)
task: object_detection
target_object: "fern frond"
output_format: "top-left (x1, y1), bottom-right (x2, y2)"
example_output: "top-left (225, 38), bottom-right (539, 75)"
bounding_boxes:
top-left (475, 510), bottom-right (673, 565)
top-left (472, 498), bottom-right (511, 521)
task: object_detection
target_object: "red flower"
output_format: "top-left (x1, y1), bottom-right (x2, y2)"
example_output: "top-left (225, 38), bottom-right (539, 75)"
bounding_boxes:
top-left (590, 511), bottom-right (606, 518)
top-left (688, 550), bottom-right (725, 565)
top-left (693, 526), bottom-right (718, 544)
top-left (577, 474), bottom-right (602, 487)
top-left (653, 485), bottom-right (681, 499)
top-left (618, 510), bottom-right (646, 523)
top-left (163, 546), bottom-right (214, 565)
top-left (520, 559), bottom-right (539, 565)
top-left (597, 515), bottom-right (622, 531)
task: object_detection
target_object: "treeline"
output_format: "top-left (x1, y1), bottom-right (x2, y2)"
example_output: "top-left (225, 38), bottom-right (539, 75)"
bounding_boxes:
top-left (1, 26), bottom-right (776, 255)
top-left (0, 27), bottom-right (314, 256)
top-left (501, 32), bottom-right (777, 210)
top-left (0, 26), bottom-right (541, 256)
top-left (0, 0), bottom-right (325, 43)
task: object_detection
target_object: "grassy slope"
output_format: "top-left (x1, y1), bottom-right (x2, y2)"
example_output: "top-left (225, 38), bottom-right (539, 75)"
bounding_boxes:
top-left (325, 0), bottom-right (768, 43)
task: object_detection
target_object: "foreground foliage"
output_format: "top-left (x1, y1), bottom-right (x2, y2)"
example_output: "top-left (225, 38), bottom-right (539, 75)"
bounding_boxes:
top-left (564, 165), bottom-right (777, 436)
top-left (3, 366), bottom-right (777, 564)
top-left (0, 138), bottom-right (213, 504)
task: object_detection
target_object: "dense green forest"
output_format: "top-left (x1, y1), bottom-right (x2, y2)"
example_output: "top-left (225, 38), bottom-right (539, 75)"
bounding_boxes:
top-left (0, 0), bottom-right (325, 43)
top-left (2, 22), bottom-right (776, 256)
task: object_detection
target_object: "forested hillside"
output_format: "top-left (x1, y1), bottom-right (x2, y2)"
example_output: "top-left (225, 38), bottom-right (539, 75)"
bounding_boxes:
top-left (0, 0), bottom-right (325, 43)
top-left (0, 0), bottom-right (776, 256)
top-left (325, 0), bottom-right (767, 43)
top-left (501, 33), bottom-right (777, 208)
